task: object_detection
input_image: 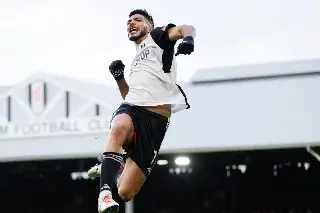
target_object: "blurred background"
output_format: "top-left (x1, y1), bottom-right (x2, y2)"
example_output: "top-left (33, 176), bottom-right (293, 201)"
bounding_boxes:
top-left (1, 0), bottom-right (320, 213)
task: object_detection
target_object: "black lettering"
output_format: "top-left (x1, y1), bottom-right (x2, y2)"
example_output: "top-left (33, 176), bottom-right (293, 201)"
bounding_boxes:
top-left (140, 52), bottom-right (145, 60)
top-left (144, 49), bottom-right (149, 58)
top-left (133, 49), bottom-right (150, 66)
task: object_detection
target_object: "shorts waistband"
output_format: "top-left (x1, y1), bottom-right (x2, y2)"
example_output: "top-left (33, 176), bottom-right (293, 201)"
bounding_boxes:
top-left (121, 103), bottom-right (169, 122)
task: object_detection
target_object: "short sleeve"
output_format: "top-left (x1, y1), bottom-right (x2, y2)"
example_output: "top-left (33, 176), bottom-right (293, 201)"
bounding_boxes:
top-left (150, 23), bottom-right (177, 50)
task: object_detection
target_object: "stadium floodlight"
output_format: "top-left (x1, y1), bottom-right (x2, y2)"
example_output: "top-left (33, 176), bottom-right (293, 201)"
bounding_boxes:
top-left (238, 164), bottom-right (247, 174)
top-left (71, 172), bottom-right (78, 180)
top-left (157, 159), bottom-right (168, 165)
top-left (304, 162), bottom-right (310, 170)
top-left (174, 156), bottom-right (190, 166)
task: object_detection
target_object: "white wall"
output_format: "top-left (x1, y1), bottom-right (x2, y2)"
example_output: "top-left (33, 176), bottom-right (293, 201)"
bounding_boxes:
top-left (0, 61), bottom-right (319, 161)
top-left (162, 73), bottom-right (320, 153)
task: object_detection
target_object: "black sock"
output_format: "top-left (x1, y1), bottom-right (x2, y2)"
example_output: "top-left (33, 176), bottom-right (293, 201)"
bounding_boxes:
top-left (100, 152), bottom-right (123, 192)
top-left (114, 150), bottom-right (126, 187)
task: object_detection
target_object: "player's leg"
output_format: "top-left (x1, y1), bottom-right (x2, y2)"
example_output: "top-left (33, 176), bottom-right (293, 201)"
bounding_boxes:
top-left (117, 157), bottom-right (146, 201)
top-left (116, 107), bottom-right (169, 202)
top-left (97, 142), bottom-right (156, 203)
top-left (88, 150), bottom-right (127, 182)
top-left (98, 110), bottom-right (134, 213)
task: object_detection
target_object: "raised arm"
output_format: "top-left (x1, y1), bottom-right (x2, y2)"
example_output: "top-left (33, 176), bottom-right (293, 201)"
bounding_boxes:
top-left (167, 25), bottom-right (196, 41)
top-left (109, 60), bottom-right (129, 100)
top-left (116, 79), bottom-right (129, 100)
top-left (150, 24), bottom-right (196, 56)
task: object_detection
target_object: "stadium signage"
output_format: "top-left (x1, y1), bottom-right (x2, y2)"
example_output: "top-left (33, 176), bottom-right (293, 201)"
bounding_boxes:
top-left (0, 118), bottom-right (110, 139)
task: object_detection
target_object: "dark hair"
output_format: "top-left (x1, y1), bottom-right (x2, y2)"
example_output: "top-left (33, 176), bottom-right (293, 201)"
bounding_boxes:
top-left (129, 9), bottom-right (154, 29)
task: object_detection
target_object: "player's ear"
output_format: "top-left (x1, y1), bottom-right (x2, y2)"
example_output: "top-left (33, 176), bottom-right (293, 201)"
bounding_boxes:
top-left (143, 19), bottom-right (153, 33)
top-left (144, 22), bottom-right (151, 33)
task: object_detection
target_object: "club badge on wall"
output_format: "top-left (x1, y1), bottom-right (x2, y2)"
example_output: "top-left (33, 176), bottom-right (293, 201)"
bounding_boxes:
top-left (28, 81), bottom-right (47, 115)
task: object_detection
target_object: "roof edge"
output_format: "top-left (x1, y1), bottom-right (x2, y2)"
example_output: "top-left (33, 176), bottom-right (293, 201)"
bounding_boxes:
top-left (191, 58), bottom-right (320, 83)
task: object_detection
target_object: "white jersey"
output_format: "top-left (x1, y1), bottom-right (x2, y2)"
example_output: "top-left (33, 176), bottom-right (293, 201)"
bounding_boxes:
top-left (124, 24), bottom-right (190, 113)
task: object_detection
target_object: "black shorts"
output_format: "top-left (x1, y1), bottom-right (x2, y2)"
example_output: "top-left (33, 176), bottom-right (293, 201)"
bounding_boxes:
top-left (111, 103), bottom-right (169, 177)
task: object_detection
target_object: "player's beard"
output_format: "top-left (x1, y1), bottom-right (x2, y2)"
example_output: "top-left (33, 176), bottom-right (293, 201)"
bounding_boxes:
top-left (129, 29), bottom-right (148, 42)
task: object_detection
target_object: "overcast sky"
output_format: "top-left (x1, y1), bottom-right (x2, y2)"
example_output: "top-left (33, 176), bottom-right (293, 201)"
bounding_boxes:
top-left (0, 0), bottom-right (319, 86)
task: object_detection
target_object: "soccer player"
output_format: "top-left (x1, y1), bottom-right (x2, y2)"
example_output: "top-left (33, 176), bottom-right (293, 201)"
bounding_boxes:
top-left (92, 9), bottom-right (196, 213)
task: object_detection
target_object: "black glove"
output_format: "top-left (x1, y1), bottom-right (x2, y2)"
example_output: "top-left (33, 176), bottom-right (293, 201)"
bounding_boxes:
top-left (175, 36), bottom-right (194, 56)
top-left (109, 60), bottom-right (125, 80)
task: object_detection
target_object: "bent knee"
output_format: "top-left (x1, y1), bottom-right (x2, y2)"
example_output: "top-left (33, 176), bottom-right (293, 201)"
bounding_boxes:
top-left (118, 186), bottom-right (137, 202)
top-left (110, 124), bottom-right (128, 139)
top-left (109, 114), bottom-right (133, 142)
